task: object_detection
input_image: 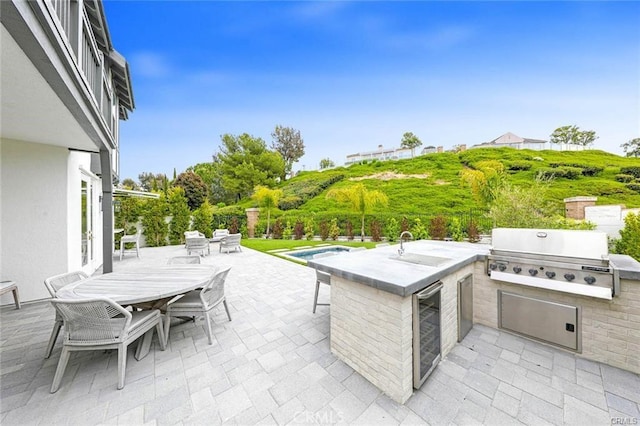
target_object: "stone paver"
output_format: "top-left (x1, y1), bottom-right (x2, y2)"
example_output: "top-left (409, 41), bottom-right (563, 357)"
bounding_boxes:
top-left (1, 244), bottom-right (639, 425)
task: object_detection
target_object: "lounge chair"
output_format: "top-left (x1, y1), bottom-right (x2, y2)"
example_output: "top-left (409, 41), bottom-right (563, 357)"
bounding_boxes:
top-left (219, 233), bottom-right (242, 254)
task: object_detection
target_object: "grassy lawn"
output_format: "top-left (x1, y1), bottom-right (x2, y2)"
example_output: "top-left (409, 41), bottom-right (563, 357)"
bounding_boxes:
top-left (242, 238), bottom-right (379, 253)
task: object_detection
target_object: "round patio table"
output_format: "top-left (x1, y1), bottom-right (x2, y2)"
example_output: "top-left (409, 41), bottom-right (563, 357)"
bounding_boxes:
top-left (56, 264), bottom-right (218, 359)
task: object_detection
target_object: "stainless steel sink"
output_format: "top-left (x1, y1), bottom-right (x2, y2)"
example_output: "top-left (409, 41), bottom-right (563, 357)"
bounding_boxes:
top-left (389, 253), bottom-right (452, 267)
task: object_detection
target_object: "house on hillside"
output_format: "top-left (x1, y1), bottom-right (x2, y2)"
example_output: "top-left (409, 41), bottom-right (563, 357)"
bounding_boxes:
top-left (471, 132), bottom-right (587, 151)
top-left (345, 144), bottom-right (441, 165)
top-left (1, 0), bottom-right (134, 304)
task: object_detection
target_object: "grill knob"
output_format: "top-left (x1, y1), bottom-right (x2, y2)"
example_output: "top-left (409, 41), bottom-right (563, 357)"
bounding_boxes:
top-left (489, 263), bottom-right (497, 271)
top-left (584, 276), bottom-right (596, 285)
top-left (528, 269), bottom-right (538, 276)
top-left (513, 266), bottom-right (522, 274)
top-left (545, 271), bottom-right (556, 279)
top-left (564, 273), bottom-right (576, 281)
top-left (498, 264), bottom-right (507, 272)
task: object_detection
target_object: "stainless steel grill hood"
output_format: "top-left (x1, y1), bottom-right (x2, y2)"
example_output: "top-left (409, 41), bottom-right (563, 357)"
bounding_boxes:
top-left (488, 228), bottom-right (619, 300)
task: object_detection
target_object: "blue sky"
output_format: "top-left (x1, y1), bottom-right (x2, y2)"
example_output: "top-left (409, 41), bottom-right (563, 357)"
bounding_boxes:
top-left (103, 1), bottom-right (640, 182)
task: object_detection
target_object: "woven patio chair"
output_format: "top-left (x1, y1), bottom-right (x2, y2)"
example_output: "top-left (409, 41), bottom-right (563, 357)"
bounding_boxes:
top-left (164, 267), bottom-right (232, 345)
top-left (0, 281), bottom-right (20, 309)
top-left (49, 297), bottom-right (166, 392)
top-left (119, 229), bottom-right (141, 261)
top-left (311, 252), bottom-right (337, 313)
top-left (44, 271), bottom-right (89, 358)
top-left (211, 229), bottom-right (229, 242)
top-left (219, 233), bottom-right (242, 254)
top-left (167, 255), bottom-right (201, 265)
top-left (186, 237), bottom-right (210, 256)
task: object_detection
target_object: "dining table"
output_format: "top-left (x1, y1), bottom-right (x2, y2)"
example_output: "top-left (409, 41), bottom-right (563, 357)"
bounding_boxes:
top-left (56, 264), bottom-right (218, 359)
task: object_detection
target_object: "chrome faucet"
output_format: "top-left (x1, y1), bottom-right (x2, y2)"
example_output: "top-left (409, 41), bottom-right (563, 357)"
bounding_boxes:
top-left (398, 231), bottom-right (414, 256)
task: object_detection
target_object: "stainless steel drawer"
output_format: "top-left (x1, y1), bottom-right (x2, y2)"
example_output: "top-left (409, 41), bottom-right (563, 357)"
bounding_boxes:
top-left (498, 291), bottom-right (580, 351)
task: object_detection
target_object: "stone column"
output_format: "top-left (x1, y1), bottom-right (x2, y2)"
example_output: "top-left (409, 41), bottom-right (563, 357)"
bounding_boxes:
top-left (563, 196), bottom-right (597, 220)
top-left (245, 208), bottom-right (260, 238)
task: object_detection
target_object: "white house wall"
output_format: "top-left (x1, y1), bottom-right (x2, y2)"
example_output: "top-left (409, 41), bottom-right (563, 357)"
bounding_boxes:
top-left (1, 139), bottom-right (70, 303)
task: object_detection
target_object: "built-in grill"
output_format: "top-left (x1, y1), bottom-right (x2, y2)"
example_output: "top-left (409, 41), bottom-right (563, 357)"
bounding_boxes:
top-left (488, 228), bottom-right (620, 300)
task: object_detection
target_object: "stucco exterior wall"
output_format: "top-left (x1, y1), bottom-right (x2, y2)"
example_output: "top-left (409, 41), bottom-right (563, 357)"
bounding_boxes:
top-left (1, 139), bottom-right (71, 302)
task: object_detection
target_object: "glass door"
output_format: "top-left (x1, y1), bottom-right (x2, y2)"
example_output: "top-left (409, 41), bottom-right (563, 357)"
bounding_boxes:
top-left (81, 177), bottom-right (93, 269)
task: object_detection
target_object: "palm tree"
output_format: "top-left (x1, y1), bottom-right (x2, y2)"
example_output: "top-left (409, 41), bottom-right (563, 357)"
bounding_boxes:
top-left (252, 186), bottom-right (283, 237)
top-left (326, 183), bottom-right (388, 241)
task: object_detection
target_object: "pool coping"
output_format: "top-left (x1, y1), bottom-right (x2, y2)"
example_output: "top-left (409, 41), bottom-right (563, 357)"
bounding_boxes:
top-left (276, 245), bottom-right (354, 264)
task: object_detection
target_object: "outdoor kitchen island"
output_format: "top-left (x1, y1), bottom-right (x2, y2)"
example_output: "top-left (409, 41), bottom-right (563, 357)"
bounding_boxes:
top-left (308, 240), bottom-right (490, 404)
top-left (308, 236), bottom-right (640, 405)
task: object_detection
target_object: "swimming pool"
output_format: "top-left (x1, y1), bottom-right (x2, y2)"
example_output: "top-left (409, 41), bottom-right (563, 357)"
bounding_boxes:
top-left (280, 246), bottom-right (352, 262)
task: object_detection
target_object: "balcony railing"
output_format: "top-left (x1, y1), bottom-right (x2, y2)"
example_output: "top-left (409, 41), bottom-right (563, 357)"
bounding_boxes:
top-left (46, 0), bottom-right (117, 140)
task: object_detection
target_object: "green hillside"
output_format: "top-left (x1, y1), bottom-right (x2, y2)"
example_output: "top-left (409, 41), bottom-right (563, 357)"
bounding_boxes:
top-left (271, 148), bottom-right (640, 219)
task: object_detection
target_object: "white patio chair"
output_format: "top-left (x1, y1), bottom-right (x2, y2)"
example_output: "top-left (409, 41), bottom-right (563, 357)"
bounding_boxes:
top-left (211, 229), bottom-right (229, 243)
top-left (0, 280), bottom-right (21, 309)
top-left (49, 297), bottom-right (166, 392)
top-left (164, 267), bottom-right (232, 345)
top-left (219, 233), bottom-right (242, 254)
top-left (44, 271), bottom-right (89, 358)
top-left (312, 252), bottom-right (337, 313)
top-left (119, 229), bottom-right (141, 261)
top-left (186, 237), bottom-right (210, 256)
top-left (167, 255), bottom-right (201, 265)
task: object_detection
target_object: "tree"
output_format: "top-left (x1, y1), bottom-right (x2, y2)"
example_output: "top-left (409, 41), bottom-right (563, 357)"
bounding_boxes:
top-left (326, 183), bottom-right (388, 241)
top-left (460, 160), bottom-right (506, 206)
top-left (621, 138), bottom-right (640, 157)
top-left (140, 195), bottom-right (169, 247)
top-left (252, 185), bottom-right (283, 237)
top-left (173, 171), bottom-right (208, 210)
top-left (167, 187), bottom-right (191, 245)
top-left (271, 125), bottom-right (305, 180)
top-left (188, 161), bottom-right (225, 204)
top-left (217, 133), bottom-right (285, 201)
top-left (319, 158), bottom-right (335, 169)
top-left (400, 132), bottom-right (422, 158)
top-left (191, 200), bottom-right (214, 238)
top-left (120, 178), bottom-right (138, 190)
top-left (550, 125), bottom-right (598, 146)
top-left (138, 172), bottom-right (167, 192)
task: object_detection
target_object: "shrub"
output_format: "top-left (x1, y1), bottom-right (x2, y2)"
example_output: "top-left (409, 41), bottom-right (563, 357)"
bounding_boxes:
top-left (411, 218), bottom-right (429, 240)
top-left (278, 196), bottom-right (303, 210)
top-left (385, 217), bottom-right (399, 242)
top-left (615, 174), bottom-right (635, 183)
top-left (293, 220), bottom-right (305, 240)
top-left (283, 221), bottom-right (293, 240)
top-left (370, 219), bottom-right (383, 242)
top-left (537, 167), bottom-right (581, 180)
top-left (191, 200), bottom-right (214, 238)
top-left (345, 220), bottom-right (354, 241)
top-left (319, 220), bottom-right (330, 241)
top-left (329, 218), bottom-right (340, 240)
top-left (141, 196), bottom-right (169, 247)
top-left (400, 216), bottom-right (410, 233)
top-left (614, 212), bottom-right (640, 261)
top-left (168, 187), bottom-right (191, 245)
top-left (229, 216), bottom-right (240, 234)
top-left (466, 220), bottom-right (481, 242)
top-left (506, 161), bottom-right (532, 171)
top-left (304, 217), bottom-right (315, 240)
top-left (580, 166), bottom-right (603, 177)
top-left (448, 217), bottom-right (464, 241)
top-left (620, 167), bottom-right (640, 178)
top-left (429, 215), bottom-right (448, 240)
top-left (626, 183), bottom-right (640, 193)
top-left (272, 219), bottom-right (283, 239)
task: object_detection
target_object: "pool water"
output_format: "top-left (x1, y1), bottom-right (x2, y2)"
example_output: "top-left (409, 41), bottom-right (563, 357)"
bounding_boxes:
top-left (285, 246), bottom-right (351, 261)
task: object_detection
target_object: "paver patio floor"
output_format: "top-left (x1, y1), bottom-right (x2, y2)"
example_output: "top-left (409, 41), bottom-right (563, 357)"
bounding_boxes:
top-left (1, 244), bottom-right (639, 425)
